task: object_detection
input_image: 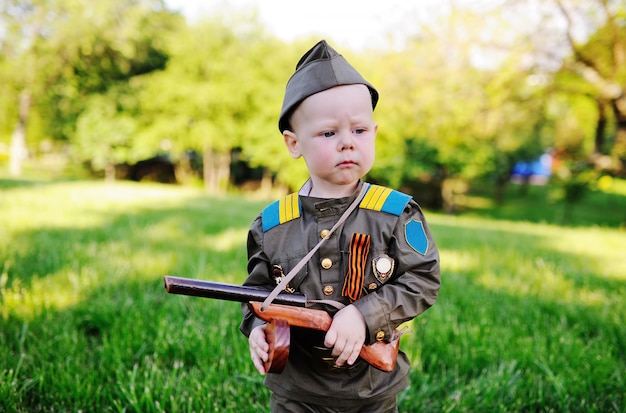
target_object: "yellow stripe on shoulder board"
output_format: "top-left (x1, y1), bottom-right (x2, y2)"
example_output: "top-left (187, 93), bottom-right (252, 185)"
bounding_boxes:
top-left (261, 194), bottom-right (301, 232)
top-left (279, 193), bottom-right (300, 224)
top-left (360, 185), bottom-right (392, 211)
top-left (360, 184), bottom-right (412, 216)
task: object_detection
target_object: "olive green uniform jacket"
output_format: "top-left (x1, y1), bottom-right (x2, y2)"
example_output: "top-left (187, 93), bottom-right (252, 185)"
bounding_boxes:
top-left (240, 181), bottom-right (440, 407)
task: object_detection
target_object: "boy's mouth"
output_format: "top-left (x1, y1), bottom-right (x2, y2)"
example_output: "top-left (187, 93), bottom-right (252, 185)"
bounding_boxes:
top-left (338, 160), bottom-right (357, 167)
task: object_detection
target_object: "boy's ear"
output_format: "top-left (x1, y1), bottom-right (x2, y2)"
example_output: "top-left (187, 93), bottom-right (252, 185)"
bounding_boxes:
top-left (283, 130), bottom-right (302, 159)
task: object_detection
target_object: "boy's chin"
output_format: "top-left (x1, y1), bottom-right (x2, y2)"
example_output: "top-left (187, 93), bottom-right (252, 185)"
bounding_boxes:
top-left (331, 179), bottom-right (363, 191)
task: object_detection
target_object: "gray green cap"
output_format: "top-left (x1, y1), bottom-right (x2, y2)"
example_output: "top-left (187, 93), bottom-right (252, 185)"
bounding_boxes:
top-left (278, 40), bottom-right (379, 132)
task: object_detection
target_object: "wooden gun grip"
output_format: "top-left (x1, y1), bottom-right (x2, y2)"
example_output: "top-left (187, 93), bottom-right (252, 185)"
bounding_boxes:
top-left (359, 337), bottom-right (399, 372)
top-left (264, 319), bottom-right (290, 374)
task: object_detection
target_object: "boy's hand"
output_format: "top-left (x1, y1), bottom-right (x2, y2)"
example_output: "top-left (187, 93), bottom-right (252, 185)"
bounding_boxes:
top-left (249, 324), bottom-right (269, 375)
top-left (324, 304), bottom-right (366, 367)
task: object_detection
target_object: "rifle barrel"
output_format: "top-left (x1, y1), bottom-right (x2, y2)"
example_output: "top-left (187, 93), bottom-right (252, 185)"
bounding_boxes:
top-left (163, 276), bottom-right (307, 307)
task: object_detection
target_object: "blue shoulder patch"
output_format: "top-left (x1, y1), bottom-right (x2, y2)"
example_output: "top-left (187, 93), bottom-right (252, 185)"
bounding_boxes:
top-left (261, 193), bottom-right (301, 232)
top-left (359, 185), bottom-right (411, 216)
top-left (405, 219), bottom-right (428, 255)
top-left (261, 200), bottom-right (281, 232)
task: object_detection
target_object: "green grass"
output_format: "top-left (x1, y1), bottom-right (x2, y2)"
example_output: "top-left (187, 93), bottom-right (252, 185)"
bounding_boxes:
top-left (459, 178), bottom-right (626, 228)
top-left (1, 178), bottom-right (625, 412)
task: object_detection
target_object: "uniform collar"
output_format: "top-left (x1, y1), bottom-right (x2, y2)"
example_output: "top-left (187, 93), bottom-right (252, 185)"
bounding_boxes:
top-left (298, 179), bottom-right (365, 199)
top-left (298, 180), bottom-right (365, 216)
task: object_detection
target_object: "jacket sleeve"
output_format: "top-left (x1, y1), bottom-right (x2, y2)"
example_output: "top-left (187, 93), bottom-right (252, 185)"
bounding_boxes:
top-left (239, 215), bottom-right (272, 337)
top-left (352, 200), bottom-right (440, 344)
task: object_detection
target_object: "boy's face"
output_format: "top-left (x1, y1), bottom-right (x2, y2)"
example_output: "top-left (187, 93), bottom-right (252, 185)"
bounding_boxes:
top-left (284, 84), bottom-right (378, 197)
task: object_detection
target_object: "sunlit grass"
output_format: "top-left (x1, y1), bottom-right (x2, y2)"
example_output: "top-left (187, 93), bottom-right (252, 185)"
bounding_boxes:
top-left (1, 178), bottom-right (624, 412)
top-left (459, 178), bottom-right (626, 228)
top-left (603, 175), bottom-right (626, 196)
top-left (433, 215), bottom-right (625, 308)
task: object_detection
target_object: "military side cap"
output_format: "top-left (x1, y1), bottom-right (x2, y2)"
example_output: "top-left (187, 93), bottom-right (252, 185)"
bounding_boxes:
top-left (278, 40), bottom-right (379, 132)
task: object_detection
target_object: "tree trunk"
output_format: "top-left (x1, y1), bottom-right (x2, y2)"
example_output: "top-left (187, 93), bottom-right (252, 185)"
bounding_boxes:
top-left (441, 177), bottom-right (468, 214)
top-left (261, 168), bottom-right (273, 194)
top-left (105, 162), bottom-right (116, 182)
top-left (8, 90), bottom-right (31, 177)
top-left (203, 147), bottom-right (231, 194)
top-left (217, 151), bottom-right (230, 191)
top-left (203, 148), bottom-right (215, 193)
top-left (175, 153), bottom-right (193, 184)
top-left (595, 99), bottom-right (607, 155)
top-left (494, 174), bottom-right (510, 205)
top-left (611, 98), bottom-right (626, 173)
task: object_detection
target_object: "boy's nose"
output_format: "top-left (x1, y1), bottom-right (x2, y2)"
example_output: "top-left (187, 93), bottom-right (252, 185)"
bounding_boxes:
top-left (338, 131), bottom-right (355, 150)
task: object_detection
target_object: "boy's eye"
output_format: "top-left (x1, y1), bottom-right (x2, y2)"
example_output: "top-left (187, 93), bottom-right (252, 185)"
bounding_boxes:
top-left (354, 129), bottom-right (365, 135)
top-left (322, 131), bottom-right (335, 138)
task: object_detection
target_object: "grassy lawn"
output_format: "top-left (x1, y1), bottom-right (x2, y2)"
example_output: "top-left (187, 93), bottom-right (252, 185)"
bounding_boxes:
top-left (0, 177), bottom-right (624, 412)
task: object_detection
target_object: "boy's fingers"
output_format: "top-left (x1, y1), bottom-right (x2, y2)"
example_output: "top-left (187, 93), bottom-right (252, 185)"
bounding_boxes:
top-left (249, 325), bottom-right (269, 375)
top-left (257, 336), bottom-right (269, 352)
top-left (334, 341), bottom-right (359, 366)
top-left (250, 344), bottom-right (268, 362)
top-left (252, 356), bottom-right (266, 375)
top-left (340, 340), bottom-right (364, 366)
top-left (250, 343), bottom-right (268, 375)
top-left (347, 343), bottom-right (363, 365)
top-left (324, 328), bottom-right (338, 348)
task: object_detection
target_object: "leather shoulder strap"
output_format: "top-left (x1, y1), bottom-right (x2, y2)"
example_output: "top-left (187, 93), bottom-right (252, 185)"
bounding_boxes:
top-left (260, 183), bottom-right (370, 311)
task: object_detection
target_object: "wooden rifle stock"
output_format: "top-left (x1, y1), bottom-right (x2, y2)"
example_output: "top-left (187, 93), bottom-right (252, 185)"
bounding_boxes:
top-left (247, 302), bottom-right (399, 373)
top-left (164, 276), bottom-right (399, 373)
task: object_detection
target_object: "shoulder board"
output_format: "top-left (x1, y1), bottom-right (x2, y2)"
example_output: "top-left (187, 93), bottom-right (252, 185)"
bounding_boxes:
top-left (359, 185), bottom-right (411, 216)
top-left (261, 193), bottom-right (301, 232)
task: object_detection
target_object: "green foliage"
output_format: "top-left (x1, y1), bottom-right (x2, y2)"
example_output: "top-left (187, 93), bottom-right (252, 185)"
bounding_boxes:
top-left (554, 1), bottom-right (626, 167)
top-left (576, 7), bottom-right (626, 85)
top-left (0, 0), bottom-right (182, 148)
top-left (0, 178), bottom-right (625, 412)
top-left (370, 9), bottom-right (550, 194)
top-left (240, 39), bottom-right (318, 191)
top-left (129, 13), bottom-right (303, 189)
top-left (73, 92), bottom-right (139, 174)
top-left (0, 58), bottom-right (18, 138)
top-left (2, 0), bottom-right (625, 195)
top-left (545, 90), bottom-right (598, 157)
top-left (555, 168), bottom-right (596, 205)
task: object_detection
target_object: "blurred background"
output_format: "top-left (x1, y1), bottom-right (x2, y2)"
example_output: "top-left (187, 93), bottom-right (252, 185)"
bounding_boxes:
top-left (1, 2), bottom-right (625, 411)
top-left (1, 0), bottom-right (625, 213)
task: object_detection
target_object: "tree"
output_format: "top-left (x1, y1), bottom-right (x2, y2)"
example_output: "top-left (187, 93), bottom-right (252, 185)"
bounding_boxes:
top-left (133, 12), bottom-right (292, 193)
top-left (240, 38), bottom-right (317, 193)
top-left (554, 0), bottom-right (626, 174)
top-left (369, 4), bottom-right (550, 210)
top-left (73, 90), bottom-right (138, 181)
top-left (0, 0), bottom-right (178, 176)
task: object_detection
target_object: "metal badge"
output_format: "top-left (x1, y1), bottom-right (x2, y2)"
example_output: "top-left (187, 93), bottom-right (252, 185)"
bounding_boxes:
top-left (372, 255), bottom-right (394, 283)
top-left (272, 264), bottom-right (295, 293)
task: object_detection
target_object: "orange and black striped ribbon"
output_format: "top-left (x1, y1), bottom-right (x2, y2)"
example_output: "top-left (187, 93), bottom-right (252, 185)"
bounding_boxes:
top-left (342, 233), bottom-right (371, 302)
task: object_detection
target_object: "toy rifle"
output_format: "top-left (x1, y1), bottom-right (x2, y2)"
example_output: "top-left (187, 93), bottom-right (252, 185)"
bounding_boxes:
top-left (163, 275), bottom-right (399, 374)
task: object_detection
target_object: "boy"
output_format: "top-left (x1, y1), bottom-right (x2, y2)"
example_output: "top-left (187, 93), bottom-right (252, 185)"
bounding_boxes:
top-left (240, 40), bottom-right (440, 412)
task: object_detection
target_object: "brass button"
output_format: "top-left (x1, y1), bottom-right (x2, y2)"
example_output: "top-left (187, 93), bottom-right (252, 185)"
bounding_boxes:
top-left (320, 229), bottom-right (331, 239)
top-left (375, 330), bottom-right (385, 341)
top-left (368, 282), bottom-right (378, 291)
top-left (323, 285), bottom-right (334, 295)
top-left (321, 258), bottom-right (333, 269)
